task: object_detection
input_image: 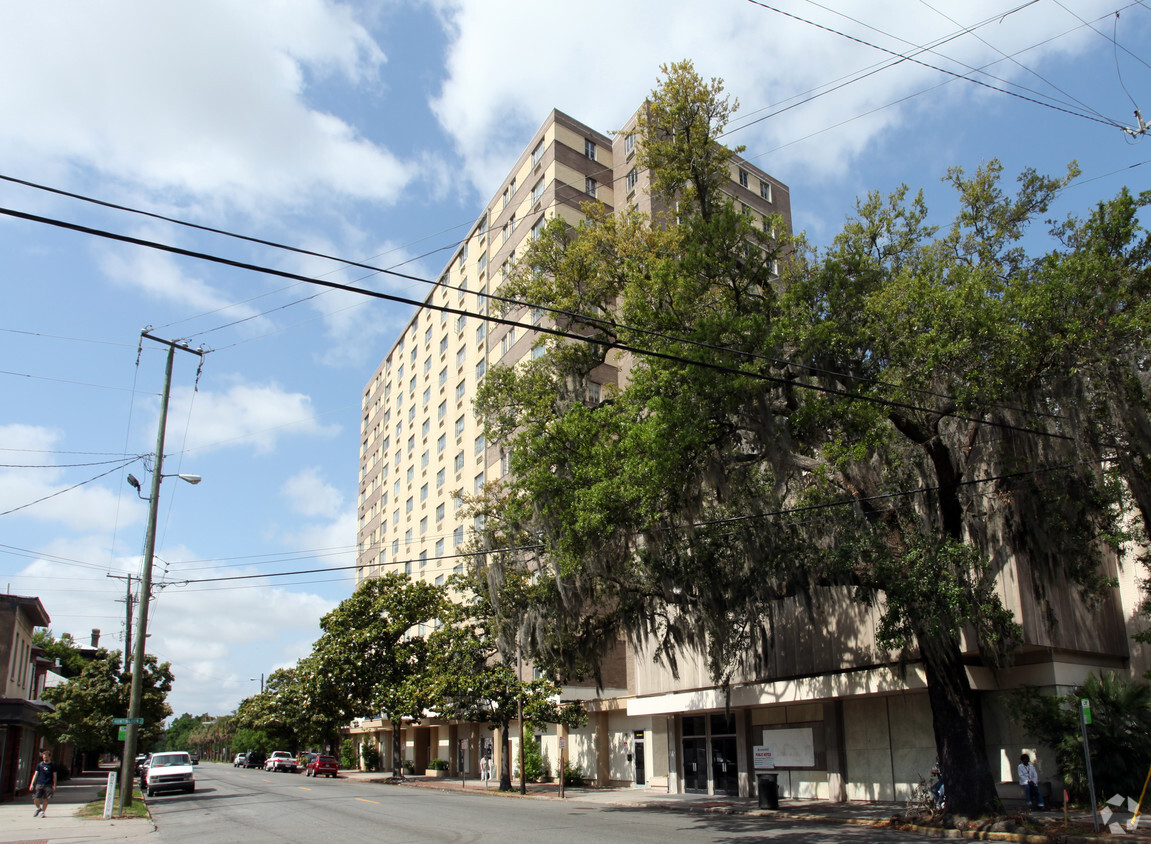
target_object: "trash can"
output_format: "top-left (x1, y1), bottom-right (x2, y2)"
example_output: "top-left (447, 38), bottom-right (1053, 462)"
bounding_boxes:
top-left (756, 772), bottom-right (779, 809)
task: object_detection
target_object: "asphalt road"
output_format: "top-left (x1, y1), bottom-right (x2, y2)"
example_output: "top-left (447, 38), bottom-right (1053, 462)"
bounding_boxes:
top-left (148, 763), bottom-right (947, 844)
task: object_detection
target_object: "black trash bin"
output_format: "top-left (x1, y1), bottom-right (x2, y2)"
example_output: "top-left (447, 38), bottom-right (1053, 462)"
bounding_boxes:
top-left (756, 772), bottom-right (779, 809)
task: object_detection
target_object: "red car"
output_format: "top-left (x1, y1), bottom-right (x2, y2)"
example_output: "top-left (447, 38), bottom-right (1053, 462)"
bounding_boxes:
top-left (305, 754), bottom-right (339, 778)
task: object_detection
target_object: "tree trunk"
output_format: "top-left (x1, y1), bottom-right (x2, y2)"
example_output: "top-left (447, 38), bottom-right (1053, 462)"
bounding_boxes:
top-left (498, 721), bottom-right (512, 792)
top-left (390, 720), bottom-right (403, 778)
top-left (920, 633), bottom-right (1001, 816)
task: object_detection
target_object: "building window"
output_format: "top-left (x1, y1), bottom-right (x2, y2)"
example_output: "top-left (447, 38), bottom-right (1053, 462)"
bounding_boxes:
top-left (474, 471), bottom-right (485, 493)
top-left (423, 356), bottom-right (431, 375)
top-left (436, 468), bottom-right (445, 488)
top-left (437, 433), bottom-right (446, 454)
top-left (475, 359), bottom-right (486, 379)
top-left (477, 253), bottom-right (487, 275)
top-left (588, 382), bottom-right (602, 402)
top-left (419, 549), bottom-right (426, 566)
top-left (407, 435), bottom-right (415, 453)
top-left (624, 132), bottom-right (636, 155)
top-left (405, 528), bottom-right (413, 546)
top-left (531, 344), bottom-right (545, 360)
top-left (501, 328), bottom-right (516, 356)
top-left (423, 387), bottom-right (431, 407)
top-left (584, 138), bottom-right (596, 160)
top-left (454, 451), bottom-right (465, 472)
top-left (438, 400), bottom-right (447, 420)
top-left (625, 168), bottom-right (638, 192)
top-left (531, 217), bottom-right (544, 240)
top-left (435, 538), bottom-right (444, 556)
top-left (455, 314), bottom-right (466, 334)
top-left (739, 168), bottom-right (749, 188)
top-left (407, 466), bottom-right (414, 484)
top-left (476, 323), bottom-right (486, 345)
top-left (456, 347), bottom-right (466, 369)
top-left (475, 434), bottom-right (485, 454)
top-left (455, 416), bottom-right (465, 436)
top-left (760, 180), bottom-right (772, 202)
top-left (453, 525), bottom-right (464, 547)
top-left (421, 450), bottom-right (430, 468)
top-left (439, 367), bottom-right (448, 387)
top-left (436, 503), bottom-right (445, 522)
top-left (501, 451), bottom-right (510, 476)
top-left (406, 496), bottom-right (414, 514)
top-left (392, 509), bottom-right (399, 525)
top-left (392, 539), bottom-right (399, 556)
top-left (440, 335), bottom-right (448, 356)
top-left (460, 241), bottom-right (468, 262)
top-left (421, 419), bottom-right (430, 438)
top-left (420, 516), bottom-right (427, 535)
top-left (531, 139), bottom-right (545, 165)
top-left (456, 381), bottom-right (466, 402)
top-left (502, 186), bottom-right (510, 208)
top-left (585, 177), bottom-right (596, 198)
top-left (531, 179), bottom-right (545, 205)
top-left (425, 326), bottom-right (432, 346)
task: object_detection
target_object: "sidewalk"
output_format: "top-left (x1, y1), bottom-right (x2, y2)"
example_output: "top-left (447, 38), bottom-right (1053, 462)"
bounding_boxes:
top-left (340, 768), bottom-right (1151, 842)
top-left (0, 771), bottom-right (158, 844)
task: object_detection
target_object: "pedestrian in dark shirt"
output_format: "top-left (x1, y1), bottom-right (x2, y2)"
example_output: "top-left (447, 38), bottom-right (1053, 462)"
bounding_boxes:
top-left (28, 750), bottom-right (57, 817)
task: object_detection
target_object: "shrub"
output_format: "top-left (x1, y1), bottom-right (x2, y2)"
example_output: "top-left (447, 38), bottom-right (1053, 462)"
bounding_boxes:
top-left (1011, 672), bottom-right (1151, 802)
top-left (523, 735), bottom-right (549, 782)
top-left (361, 743), bottom-right (381, 772)
top-left (339, 739), bottom-right (357, 770)
top-left (562, 762), bottom-right (586, 787)
top-left (428, 758), bottom-right (449, 771)
top-left (402, 758), bottom-right (415, 773)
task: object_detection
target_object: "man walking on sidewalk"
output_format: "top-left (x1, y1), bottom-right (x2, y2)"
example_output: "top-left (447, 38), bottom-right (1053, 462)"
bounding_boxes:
top-left (28, 750), bottom-right (57, 817)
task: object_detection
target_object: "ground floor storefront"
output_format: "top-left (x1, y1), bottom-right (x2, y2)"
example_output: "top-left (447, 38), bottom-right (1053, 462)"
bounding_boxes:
top-left (347, 671), bottom-right (1072, 803)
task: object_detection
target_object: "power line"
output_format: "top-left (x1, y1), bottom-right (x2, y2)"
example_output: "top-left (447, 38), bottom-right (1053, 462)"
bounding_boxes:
top-left (0, 204), bottom-right (1076, 442)
top-left (0, 457), bottom-right (139, 518)
top-left (742, 0), bottom-right (1124, 129)
top-left (0, 368), bottom-right (160, 395)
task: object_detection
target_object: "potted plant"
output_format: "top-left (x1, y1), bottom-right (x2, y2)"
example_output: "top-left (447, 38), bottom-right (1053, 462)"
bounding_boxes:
top-left (425, 758), bottom-right (450, 778)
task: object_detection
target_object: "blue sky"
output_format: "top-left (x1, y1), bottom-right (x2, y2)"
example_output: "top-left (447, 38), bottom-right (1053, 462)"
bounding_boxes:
top-left (1, 0), bottom-right (1147, 720)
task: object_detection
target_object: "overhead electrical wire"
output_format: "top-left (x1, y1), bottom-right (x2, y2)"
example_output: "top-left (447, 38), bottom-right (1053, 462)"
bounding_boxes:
top-left (0, 457), bottom-right (139, 518)
top-left (741, 0), bottom-right (1125, 129)
top-left (0, 202), bottom-right (1076, 444)
top-left (0, 166), bottom-right (1075, 426)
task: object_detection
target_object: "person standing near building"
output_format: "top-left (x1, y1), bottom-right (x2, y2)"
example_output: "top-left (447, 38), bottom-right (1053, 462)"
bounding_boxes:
top-left (479, 754), bottom-right (491, 789)
top-left (28, 750), bottom-right (57, 817)
top-left (1017, 753), bottom-right (1045, 809)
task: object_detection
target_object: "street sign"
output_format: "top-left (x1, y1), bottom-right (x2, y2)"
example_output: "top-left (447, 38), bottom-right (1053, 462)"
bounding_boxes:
top-left (113, 717), bottom-right (144, 725)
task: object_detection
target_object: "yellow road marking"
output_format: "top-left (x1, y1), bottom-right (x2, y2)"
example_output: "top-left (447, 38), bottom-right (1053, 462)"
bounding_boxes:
top-left (354, 797), bottom-right (380, 804)
top-left (298, 786), bottom-right (312, 791)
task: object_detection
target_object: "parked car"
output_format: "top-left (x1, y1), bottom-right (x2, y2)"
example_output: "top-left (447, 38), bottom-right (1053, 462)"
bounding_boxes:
top-left (134, 754), bottom-right (149, 777)
top-left (244, 751), bottom-right (267, 769)
top-left (305, 755), bottom-right (339, 778)
top-left (233, 753), bottom-right (248, 767)
top-left (142, 751), bottom-right (195, 797)
top-left (298, 751), bottom-right (318, 769)
top-left (265, 751), bottom-right (298, 773)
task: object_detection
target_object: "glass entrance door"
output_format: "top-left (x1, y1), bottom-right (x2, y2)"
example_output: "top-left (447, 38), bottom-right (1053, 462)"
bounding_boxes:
top-left (711, 736), bottom-right (739, 796)
top-left (682, 737), bottom-right (708, 792)
top-left (633, 731), bottom-right (646, 786)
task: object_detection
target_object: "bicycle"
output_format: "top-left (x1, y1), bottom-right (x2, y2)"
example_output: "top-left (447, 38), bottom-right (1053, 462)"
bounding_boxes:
top-left (906, 771), bottom-right (945, 820)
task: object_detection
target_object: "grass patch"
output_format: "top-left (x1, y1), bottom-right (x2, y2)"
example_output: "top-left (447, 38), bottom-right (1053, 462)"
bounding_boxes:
top-left (76, 785), bottom-right (150, 820)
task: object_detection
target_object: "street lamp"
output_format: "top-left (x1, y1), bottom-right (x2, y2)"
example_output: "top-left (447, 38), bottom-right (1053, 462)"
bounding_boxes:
top-left (249, 674), bottom-right (264, 693)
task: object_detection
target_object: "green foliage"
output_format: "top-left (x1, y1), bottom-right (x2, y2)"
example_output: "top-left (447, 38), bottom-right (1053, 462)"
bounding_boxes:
top-left (427, 758), bottom-right (449, 771)
top-left (360, 742), bottom-right (381, 772)
top-left (1010, 672), bottom-right (1151, 802)
top-left (472, 60), bottom-right (1150, 818)
top-left (32, 630), bottom-right (88, 679)
top-left (562, 762), bottom-right (586, 787)
top-left (39, 649), bottom-right (172, 754)
top-left (231, 727), bottom-right (270, 756)
top-left (522, 733), bottom-right (548, 782)
top-left (339, 738), bottom-right (357, 770)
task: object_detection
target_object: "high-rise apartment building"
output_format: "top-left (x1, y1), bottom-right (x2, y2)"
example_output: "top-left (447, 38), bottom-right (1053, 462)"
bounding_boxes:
top-left (355, 108), bottom-right (788, 592)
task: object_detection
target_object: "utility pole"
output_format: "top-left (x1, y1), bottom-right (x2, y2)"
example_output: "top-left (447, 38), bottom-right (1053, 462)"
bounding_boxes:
top-left (117, 333), bottom-right (203, 815)
top-left (107, 574), bottom-right (134, 655)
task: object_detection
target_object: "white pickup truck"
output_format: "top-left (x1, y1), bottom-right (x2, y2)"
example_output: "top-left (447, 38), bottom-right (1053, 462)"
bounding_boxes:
top-left (264, 751), bottom-right (298, 773)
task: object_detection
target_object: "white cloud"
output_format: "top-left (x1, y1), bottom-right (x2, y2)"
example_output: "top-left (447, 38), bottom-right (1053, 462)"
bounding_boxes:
top-left (166, 379), bottom-right (341, 455)
top-left (0, 424), bottom-right (139, 532)
top-left (98, 226), bottom-right (269, 320)
top-left (425, 0), bottom-right (1116, 191)
top-left (283, 467), bottom-right (344, 519)
top-left (0, 0), bottom-right (412, 207)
